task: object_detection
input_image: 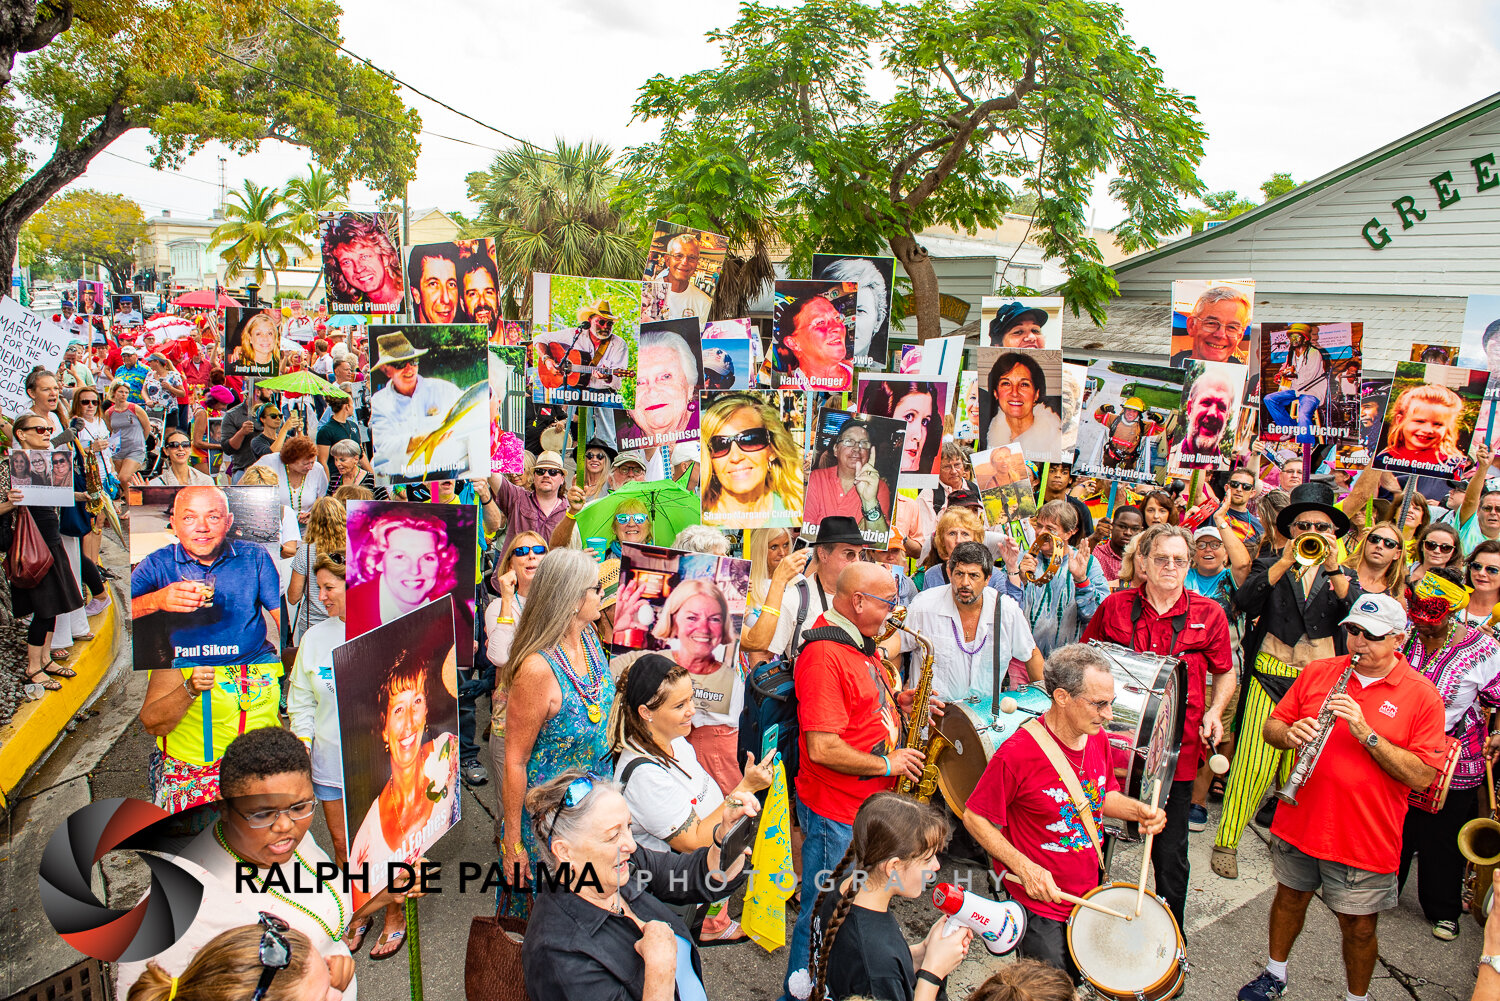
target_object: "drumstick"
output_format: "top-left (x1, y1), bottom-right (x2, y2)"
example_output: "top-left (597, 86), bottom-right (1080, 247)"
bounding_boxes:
top-left (1135, 780), bottom-right (1164, 917)
top-left (1001, 873), bottom-right (1132, 921)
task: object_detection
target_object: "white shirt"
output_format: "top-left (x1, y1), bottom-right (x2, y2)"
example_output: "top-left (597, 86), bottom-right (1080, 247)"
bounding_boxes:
top-left (767, 574), bottom-right (835, 657)
top-left (369, 374), bottom-right (462, 471)
top-left (615, 738), bottom-right (724, 853)
top-left (665, 282), bottom-right (713, 320)
top-left (898, 585), bottom-right (1036, 703)
top-left (114, 827), bottom-right (357, 1000)
top-left (986, 405), bottom-right (1063, 463)
top-left (288, 615), bottom-right (348, 788)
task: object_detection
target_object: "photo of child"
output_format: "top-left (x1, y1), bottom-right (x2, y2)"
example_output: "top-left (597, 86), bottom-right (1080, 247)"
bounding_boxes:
top-left (1372, 361), bottom-right (1488, 481)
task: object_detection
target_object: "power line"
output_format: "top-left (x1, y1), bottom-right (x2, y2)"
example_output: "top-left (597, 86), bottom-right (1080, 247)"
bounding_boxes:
top-left (99, 151), bottom-right (221, 188)
top-left (272, 4), bottom-right (554, 161)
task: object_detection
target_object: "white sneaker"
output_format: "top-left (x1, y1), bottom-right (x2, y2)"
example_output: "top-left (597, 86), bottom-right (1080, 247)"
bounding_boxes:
top-left (85, 597), bottom-right (109, 617)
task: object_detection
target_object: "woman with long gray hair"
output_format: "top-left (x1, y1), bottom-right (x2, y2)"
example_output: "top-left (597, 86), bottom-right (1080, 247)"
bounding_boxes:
top-left (497, 548), bottom-right (616, 918)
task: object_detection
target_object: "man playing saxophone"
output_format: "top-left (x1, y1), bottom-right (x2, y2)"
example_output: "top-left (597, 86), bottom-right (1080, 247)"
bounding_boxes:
top-left (1239, 593), bottom-right (1447, 1001)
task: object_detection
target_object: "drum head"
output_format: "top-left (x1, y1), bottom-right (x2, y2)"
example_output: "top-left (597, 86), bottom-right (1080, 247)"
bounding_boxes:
top-left (1068, 884), bottom-right (1181, 994)
top-left (933, 687), bottom-right (1050, 815)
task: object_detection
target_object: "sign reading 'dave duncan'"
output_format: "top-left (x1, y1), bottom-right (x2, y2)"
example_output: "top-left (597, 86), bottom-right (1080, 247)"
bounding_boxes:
top-left (0, 297), bottom-right (70, 417)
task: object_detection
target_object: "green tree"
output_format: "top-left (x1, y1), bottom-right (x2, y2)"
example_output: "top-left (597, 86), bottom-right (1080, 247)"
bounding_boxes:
top-left (209, 180), bottom-right (307, 299)
top-left (282, 165), bottom-right (347, 298)
top-left (630, 0), bottom-right (1206, 337)
top-left (0, 1), bottom-right (419, 290)
top-left (466, 139), bottom-right (642, 318)
top-left (1182, 189), bottom-right (1256, 234)
top-left (25, 188), bottom-right (146, 290)
top-left (1260, 171), bottom-right (1297, 201)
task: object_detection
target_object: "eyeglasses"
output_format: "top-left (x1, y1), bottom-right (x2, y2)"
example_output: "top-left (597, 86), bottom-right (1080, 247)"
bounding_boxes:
top-left (392, 360), bottom-right (418, 371)
top-left (614, 513), bottom-right (648, 526)
top-left (77, 399), bottom-right (99, 406)
top-left (1423, 539), bottom-right (1456, 555)
top-left (1291, 520), bottom-right (1334, 533)
top-left (837, 438), bottom-right (872, 451)
top-left (1150, 555), bottom-right (1191, 569)
top-left (1194, 539), bottom-right (1223, 549)
top-left (325, 551), bottom-right (346, 566)
top-left (534, 467), bottom-right (564, 477)
top-left (1472, 562), bottom-right (1500, 576)
top-left (231, 798), bottom-right (317, 828)
top-left (1365, 535), bottom-right (1401, 551)
top-left (250, 912), bottom-right (291, 1001)
top-left (511, 545), bottom-right (547, 557)
top-left (585, 451), bottom-right (609, 462)
top-left (14, 424), bottom-right (47, 435)
top-left (1228, 480), bottom-right (1254, 490)
top-left (1067, 693), bottom-right (1112, 713)
top-left (708, 428), bottom-right (772, 458)
top-left (1345, 623), bottom-right (1393, 642)
top-left (855, 591), bottom-right (899, 609)
top-left (165, 440), bottom-right (191, 449)
top-left (1195, 318), bottom-right (1245, 336)
top-left (546, 775), bottom-right (595, 841)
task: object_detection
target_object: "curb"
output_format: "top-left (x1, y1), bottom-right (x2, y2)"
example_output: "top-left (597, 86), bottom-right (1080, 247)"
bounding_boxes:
top-left (0, 592), bottom-right (126, 813)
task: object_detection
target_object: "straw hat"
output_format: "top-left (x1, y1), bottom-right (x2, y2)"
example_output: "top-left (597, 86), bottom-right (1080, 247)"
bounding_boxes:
top-left (576, 300), bottom-right (618, 325)
top-left (372, 331), bottom-right (428, 368)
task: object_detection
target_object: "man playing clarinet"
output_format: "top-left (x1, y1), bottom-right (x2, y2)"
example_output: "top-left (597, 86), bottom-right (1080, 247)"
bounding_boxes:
top-left (964, 644), bottom-right (1164, 982)
top-left (1239, 593), bottom-right (1446, 1001)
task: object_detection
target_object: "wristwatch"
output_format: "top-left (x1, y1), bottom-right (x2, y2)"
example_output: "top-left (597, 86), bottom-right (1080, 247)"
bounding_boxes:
top-left (862, 506), bottom-right (881, 522)
top-left (1363, 730), bottom-right (1380, 748)
top-left (1482, 955), bottom-right (1500, 975)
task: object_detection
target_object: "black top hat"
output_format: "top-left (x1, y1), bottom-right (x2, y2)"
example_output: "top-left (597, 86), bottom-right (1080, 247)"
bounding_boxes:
top-left (585, 437), bottom-right (617, 462)
top-left (816, 515), bottom-right (866, 547)
top-left (1276, 481), bottom-right (1351, 538)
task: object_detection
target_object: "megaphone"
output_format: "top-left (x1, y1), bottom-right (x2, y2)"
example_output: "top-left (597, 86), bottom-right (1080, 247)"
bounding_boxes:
top-left (931, 882), bottom-right (1027, 956)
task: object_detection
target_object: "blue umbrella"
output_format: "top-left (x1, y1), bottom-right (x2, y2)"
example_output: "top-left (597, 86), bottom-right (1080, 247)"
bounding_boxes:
top-left (327, 314), bottom-right (367, 328)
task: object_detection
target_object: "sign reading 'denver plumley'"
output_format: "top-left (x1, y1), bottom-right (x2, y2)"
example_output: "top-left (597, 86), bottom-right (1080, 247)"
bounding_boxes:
top-left (1361, 153), bottom-right (1500, 249)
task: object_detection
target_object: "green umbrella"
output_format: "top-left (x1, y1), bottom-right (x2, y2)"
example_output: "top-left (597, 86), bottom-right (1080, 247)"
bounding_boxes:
top-left (253, 371), bottom-right (350, 398)
top-left (575, 479), bottom-right (701, 550)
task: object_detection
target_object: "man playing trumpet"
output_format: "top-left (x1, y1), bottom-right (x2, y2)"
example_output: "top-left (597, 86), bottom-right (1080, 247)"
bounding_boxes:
top-left (1239, 593), bottom-right (1446, 1001)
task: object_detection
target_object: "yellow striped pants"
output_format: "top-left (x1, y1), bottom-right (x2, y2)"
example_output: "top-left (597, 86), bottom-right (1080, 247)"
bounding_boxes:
top-left (1213, 653), bottom-right (1298, 851)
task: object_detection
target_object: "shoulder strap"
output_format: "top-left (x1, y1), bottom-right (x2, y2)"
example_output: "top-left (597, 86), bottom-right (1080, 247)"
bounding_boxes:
top-left (788, 578), bottom-right (812, 660)
top-left (619, 753), bottom-right (670, 787)
top-left (991, 591), bottom-right (1005, 716)
top-left (1021, 718), bottom-right (1104, 866)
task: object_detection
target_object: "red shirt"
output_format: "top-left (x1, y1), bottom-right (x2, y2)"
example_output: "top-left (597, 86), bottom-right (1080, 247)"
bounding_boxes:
top-left (1080, 587), bottom-right (1232, 782)
top-left (794, 614), bottom-right (902, 824)
top-left (1270, 653), bottom-right (1447, 873)
top-left (966, 719), bottom-right (1119, 920)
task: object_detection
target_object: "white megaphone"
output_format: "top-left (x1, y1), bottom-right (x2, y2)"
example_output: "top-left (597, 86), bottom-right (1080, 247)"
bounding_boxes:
top-left (931, 882), bottom-right (1027, 956)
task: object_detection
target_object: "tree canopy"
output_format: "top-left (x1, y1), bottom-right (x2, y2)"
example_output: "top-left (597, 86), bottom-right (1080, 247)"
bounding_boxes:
top-left (209, 180), bottom-right (308, 299)
top-left (24, 187), bottom-right (145, 290)
top-left (628, 0), bottom-right (1207, 337)
top-left (0, 0), bottom-right (419, 288)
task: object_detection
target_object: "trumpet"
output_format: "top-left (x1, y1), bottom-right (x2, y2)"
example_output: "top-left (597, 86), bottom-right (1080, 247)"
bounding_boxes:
top-left (1021, 531), bottom-right (1064, 585)
top-left (1293, 532), bottom-right (1331, 567)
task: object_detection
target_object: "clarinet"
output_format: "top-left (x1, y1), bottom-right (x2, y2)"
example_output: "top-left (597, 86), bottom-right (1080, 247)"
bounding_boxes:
top-left (1277, 652), bottom-right (1359, 807)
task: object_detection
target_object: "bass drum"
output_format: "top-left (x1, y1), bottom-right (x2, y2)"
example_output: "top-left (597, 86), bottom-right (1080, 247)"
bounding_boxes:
top-left (1090, 641), bottom-right (1187, 831)
top-left (932, 685), bottom-right (1052, 816)
top-left (1068, 883), bottom-right (1185, 1000)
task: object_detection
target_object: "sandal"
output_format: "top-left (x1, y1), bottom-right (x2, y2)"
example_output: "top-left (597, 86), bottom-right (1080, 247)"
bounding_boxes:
top-left (43, 660), bottom-right (77, 679)
top-left (370, 927), bottom-right (407, 960)
top-left (50, 649), bottom-right (71, 661)
top-left (25, 669), bottom-right (61, 692)
top-left (1211, 845), bottom-right (1238, 879)
top-left (343, 919), bottom-right (373, 953)
top-left (697, 918), bottom-right (749, 947)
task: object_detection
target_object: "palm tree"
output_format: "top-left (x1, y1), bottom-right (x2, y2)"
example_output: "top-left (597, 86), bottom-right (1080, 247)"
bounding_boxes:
top-left (208, 180), bottom-right (309, 300)
top-left (283, 168), bottom-right (348, 299)
top-left (466, 139), bottom-right (642, 317)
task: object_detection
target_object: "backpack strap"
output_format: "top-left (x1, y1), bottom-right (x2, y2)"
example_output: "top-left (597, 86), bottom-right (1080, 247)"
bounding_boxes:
top-left (619, 754), bottom-right (670, 787)
top-left (788, 578), bottom-right (812, 660)
top-left (1021, 719), bottom-right (1104, 867)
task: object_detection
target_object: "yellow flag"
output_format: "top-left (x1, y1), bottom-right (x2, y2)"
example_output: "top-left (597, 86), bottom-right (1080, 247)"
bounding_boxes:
top-left (740, 758), bottom-right (795, 952)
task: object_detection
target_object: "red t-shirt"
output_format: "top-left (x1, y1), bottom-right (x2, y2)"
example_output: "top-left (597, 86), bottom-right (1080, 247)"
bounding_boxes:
top-left (966, 719), bottom-right (1119, 921)
top-left (794, 615), bottom-right (902, 824)
top-left (1270, 653), bottom-right (1447, 873)
top-left (1080, 587), bottom-right (1232, 782)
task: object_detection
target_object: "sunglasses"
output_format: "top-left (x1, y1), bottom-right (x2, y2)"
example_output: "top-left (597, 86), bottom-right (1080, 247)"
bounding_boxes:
top-left (511, 544), bottom-right (548, 557)
top-left (165, 440), bottom-right (191, 449)
top-left (585, 452), bottom-right (609, 462)
top-left (708, 428), bottom-right (772, 458)
top-left (77, 398), bottom-right (99, 406)
top-left (547, 775), bottom-right (596, 841)
top-left (1365, 535), bottom-right (1401, 551)
top-left (325, 551), bottom-right (346, 565)
top-left (231, 798), bottom-right (317, 828)
top-left (1229, 480), bottom-right (1254, 490)
top-left (14, 424), bottom-right (47, 435)
top-left (1291, 520), bottom-right (1334, 533)
top-left (250, 912), bottom-right (291, 1001)
top-left (614, 512), bottom-right (648, 526)
top-left (534, 467), bottom-right (564, 477)
top-left (1472, 562), bottom-right (1500, 576)
top-left (1345, 623), bottom-right (1393, 642)
top-left (1423, 539), bottom-right (1456, 554)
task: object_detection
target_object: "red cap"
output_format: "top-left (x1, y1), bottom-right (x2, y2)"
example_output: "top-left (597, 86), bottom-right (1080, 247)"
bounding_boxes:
top-left (931, 883), bottom-right (963, 915)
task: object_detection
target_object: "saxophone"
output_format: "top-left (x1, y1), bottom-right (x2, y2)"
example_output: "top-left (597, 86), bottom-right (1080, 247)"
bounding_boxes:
top-left (1277, 652), bottom-right (1359, 807)
top-left (877, 606), bottom-right (948, 802)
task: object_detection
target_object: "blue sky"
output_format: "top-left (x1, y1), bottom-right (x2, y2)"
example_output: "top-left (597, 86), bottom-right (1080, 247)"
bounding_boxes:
top-left (28, 0), bottom-right (1500, 232)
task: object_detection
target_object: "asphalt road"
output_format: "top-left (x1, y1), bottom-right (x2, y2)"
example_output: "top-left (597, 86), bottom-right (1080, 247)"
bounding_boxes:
top-left (0, 663), bottom-right (1487, 1000)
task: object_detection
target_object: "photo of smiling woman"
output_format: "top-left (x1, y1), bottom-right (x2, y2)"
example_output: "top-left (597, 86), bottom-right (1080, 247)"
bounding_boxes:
top-left (338, 597), bottom-right (461, 907)
top-left (856, 375), bottom-right (948, 484)
top-left (801, 409), bottom-right (901, 545)
top-left (699, 390), bottom-right (804, 529)
top-left (224, 309), bottom-right (281, 378)
top-left (344, 499), bottom-right (479, 667)
top-left (617, 317), bottom-right (703, 454)
top-left (770, 280), bottom-right (858, 391)
top-left (978, 348), bottom-right (1064, 462)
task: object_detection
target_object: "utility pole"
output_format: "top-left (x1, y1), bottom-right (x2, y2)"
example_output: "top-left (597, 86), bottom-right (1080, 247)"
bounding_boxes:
top-left (218, 157), bottom-right (227, 216)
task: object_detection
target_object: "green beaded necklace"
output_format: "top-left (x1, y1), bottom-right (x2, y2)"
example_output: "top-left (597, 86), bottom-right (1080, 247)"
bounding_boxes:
top-left (214, 822), bottom-right (347, 942)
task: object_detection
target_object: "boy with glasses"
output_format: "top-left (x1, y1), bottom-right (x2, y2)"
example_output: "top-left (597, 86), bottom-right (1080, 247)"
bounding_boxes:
top-left (1210, 482), bottom-right (1357, 879)
top-left (1224, 468), bottom-right (1265, 552)
top-left (1081, 523), bottom-right (1234, 929)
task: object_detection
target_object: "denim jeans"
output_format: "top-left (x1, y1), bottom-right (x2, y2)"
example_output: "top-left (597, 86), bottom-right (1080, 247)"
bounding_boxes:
top-left (783, 800), bottom-right (855, 996)
top-left (457, 641), bottom-right (495, 767)
top-left (1264, 390), bottom-right (1321, 443)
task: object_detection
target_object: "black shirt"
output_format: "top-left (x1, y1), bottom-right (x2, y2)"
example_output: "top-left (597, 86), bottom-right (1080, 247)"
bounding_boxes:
top-left (520, 845), bottom-right (747, 1001)
top-left (812, 889), bottom-right (943, 1001)
top-left (221, 401), bottom-right (260, 473)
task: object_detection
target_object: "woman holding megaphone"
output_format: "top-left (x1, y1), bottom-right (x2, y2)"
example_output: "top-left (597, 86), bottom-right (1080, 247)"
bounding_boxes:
top-left (791, 793), bottom-right (973, 1001)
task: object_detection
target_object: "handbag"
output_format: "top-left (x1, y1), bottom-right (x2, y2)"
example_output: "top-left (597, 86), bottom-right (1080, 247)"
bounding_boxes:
top-left (464, 891), bottom-right (531, 1001)
top-left (8, 508), bottom-right (55, 589)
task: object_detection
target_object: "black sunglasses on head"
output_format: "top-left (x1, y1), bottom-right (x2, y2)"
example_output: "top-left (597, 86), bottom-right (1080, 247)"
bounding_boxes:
top-left (708, 427), bottom-right (772, 458)
top-left (250, 911), bottom-right (291, 1001)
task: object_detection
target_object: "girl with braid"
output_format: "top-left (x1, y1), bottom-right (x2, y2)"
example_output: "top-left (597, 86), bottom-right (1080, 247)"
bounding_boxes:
top-left (794, 793), bottom-right (972, 1001)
